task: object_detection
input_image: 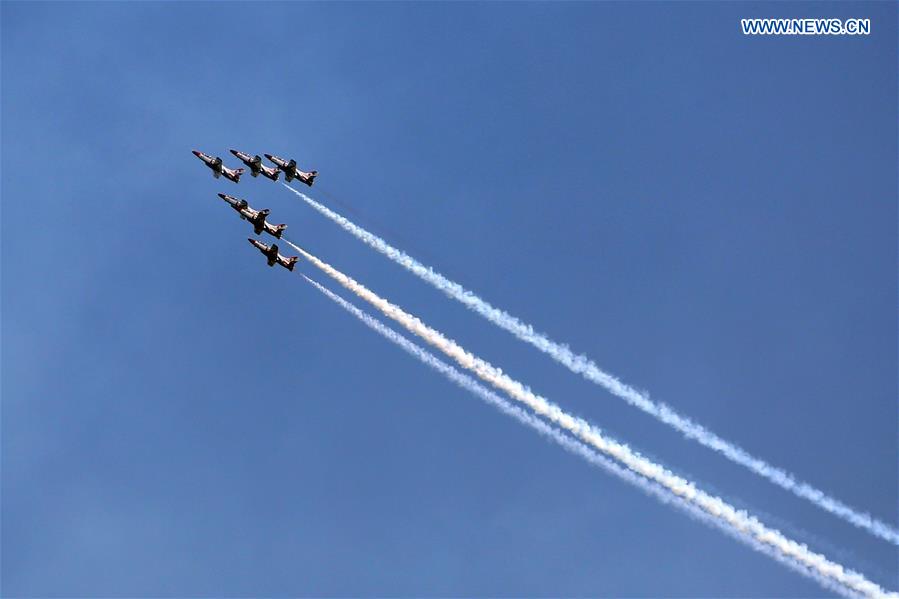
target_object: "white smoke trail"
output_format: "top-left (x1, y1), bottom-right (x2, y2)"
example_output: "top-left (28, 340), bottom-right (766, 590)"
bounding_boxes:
top-left (301, 273), bottom-right (867, 597)
top-left (282, 183), bottom-right (899, 547)
top-left (284, 239), bottom-right (894, 599)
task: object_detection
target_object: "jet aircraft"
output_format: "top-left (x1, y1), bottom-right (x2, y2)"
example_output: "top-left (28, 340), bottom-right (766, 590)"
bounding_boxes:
top-left (248, 238), bottom-right (300, 271)
top-left (264, 154), bottom-right (317, 186)
top-left (193, 150), bottom-right (244, 183)
top-left (230, 149), bottom-right (281, 181)
top-left (218, 193), bottom-right (287, 238)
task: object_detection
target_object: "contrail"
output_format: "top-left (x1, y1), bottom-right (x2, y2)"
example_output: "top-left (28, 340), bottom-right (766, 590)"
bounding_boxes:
top-left (282, 183), bottom-right (899, 547)
top-left (284, 239), bottom-right (893, 599)
top-left (300, 273), bottom-right (869, 597)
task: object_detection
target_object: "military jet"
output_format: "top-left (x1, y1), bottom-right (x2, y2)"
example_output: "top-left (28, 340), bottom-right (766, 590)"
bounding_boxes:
top-left (229, 149), bottom-right (281, 181)
top-left (218, 193), bottom-right (287, 239)
top-left (264, 153), bottom-right (317, 186)
top-left (248, 238), bottom-right (300, 271)
top-left (192, 150), bottom-right (244, 183)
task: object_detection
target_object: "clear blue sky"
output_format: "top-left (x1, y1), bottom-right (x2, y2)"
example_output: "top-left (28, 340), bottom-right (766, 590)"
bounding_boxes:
top-left (3, 2), bottom-right (896, 596)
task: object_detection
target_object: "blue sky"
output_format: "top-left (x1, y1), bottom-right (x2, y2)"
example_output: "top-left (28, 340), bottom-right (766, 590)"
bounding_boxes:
top-left (2, 2), bottom-right (896, 596)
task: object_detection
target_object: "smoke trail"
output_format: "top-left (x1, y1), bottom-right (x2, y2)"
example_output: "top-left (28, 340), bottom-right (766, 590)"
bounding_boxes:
top-left (301, 273), bottom-right (867, 597)
top-left (284, 239), bottom-right (893, 599)
top-left (282, 183), bottom-right (899, 547)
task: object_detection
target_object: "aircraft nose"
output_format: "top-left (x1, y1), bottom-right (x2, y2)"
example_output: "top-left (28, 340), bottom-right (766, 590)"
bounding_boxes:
top-left (264, 153), bottom-right (273, 160)
top-left (192, 150), bottom-right (201, 157)
top-left (229, 149), bottom-right (239, 156)
top-left (218, 193), bottom-right (227, 199)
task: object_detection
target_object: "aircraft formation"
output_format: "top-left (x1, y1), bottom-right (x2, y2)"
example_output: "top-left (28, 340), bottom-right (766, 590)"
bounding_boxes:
top-left (193, 148), bottom-right (315, 271)
top-left (187, 148), bottom-right (896, 599)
